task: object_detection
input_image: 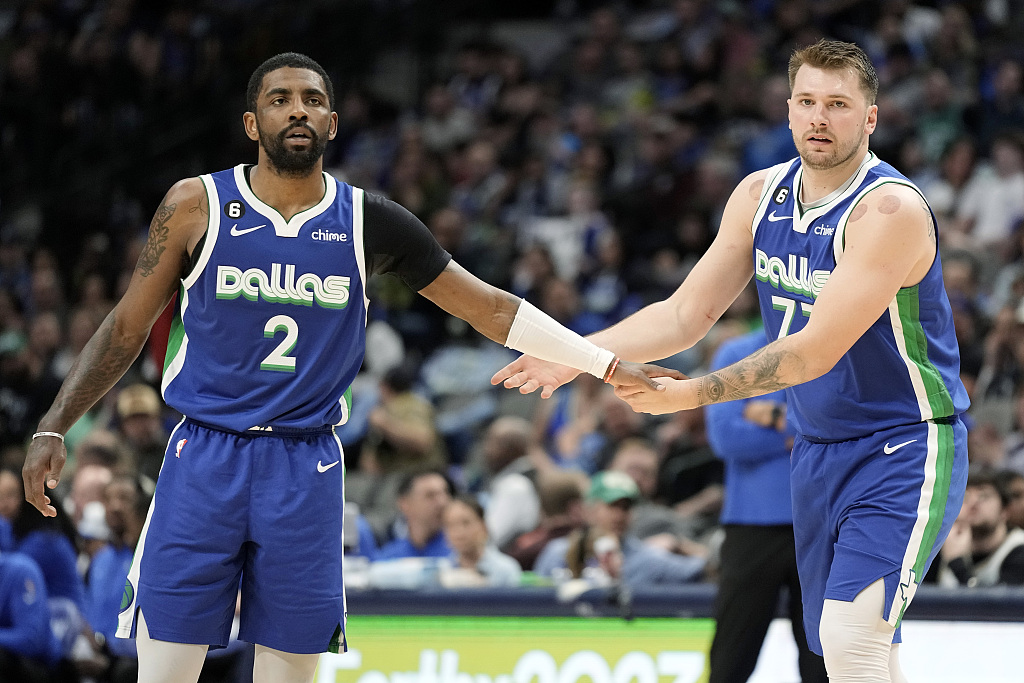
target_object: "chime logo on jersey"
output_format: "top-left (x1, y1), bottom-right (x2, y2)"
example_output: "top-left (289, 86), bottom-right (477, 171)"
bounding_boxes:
top-left (215, 263), bottom-right (351, 309)
top-left (754, 248), bottom-right (831, 299)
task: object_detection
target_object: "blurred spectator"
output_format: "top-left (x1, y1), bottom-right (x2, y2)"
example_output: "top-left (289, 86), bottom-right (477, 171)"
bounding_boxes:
top-left (606, 438), bottom-right (707, 556)
top-left (85, 474), bottom-right (151, 664)
top-left (360, 364), bottom-right (447, 476)
top-left (0, 550), bottom-right (64, 683)
top-left (441, 495), bottom-right (521, 588)
top-left (375, 469), bottom-right (453, 561)
top-left (705, 329), bottom-right (827, 683)
top-left (995, 470), bottom-right (1024, 531)
top-left (968, 58), bottom-right (1024, 151)
top-left (7, 481), bottom-right (85, 615)
top-left (67, 463), bottom-right (114, 530)
top-left (953, 133), bottom-right (1024, 251)
top-left (655, 406), bottom-right (724, 538)
top-left (535, 375), bottom-right (647, 474)
top-left (471, 416), bottom-right (541, 550)
top-left (504, 469), bottom-right (588, 571)
top-left (741, 75), bottom-right (798, 176)
top-left (421, 83), bottom-right (477, 154)
top-left (0, 468), bottom-right (20, 527)
top-left (115, 384), bottom-right (168, 482)
top-left (350, 364), bottom-right (448, 540)
top-left (534, 470), bottom-right (705, 588)
top-left (939, 470), bottom-right (1024, 587)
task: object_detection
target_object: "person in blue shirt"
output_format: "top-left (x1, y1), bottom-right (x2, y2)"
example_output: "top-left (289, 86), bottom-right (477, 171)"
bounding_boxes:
top-left (6, 478), bottom-right (85, 615)
top-left (705, 329), bottom-right (826, 683)
top-left (0, 550), bottom-right (62, 683)
top-left (375, 469), bottom-right (453, 560)
top-left (86, 474), bottom-right (151, 661)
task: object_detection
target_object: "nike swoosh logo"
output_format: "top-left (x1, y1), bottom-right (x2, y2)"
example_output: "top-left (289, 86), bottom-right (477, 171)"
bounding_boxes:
top-left (883, 439), bottom-right (917, 454)
top-left (229, 223), bottom-right (267, 236)
top-left (317, 460), bottom-right (339, 473)
top-left (767, 211), bottom-right (792, 222)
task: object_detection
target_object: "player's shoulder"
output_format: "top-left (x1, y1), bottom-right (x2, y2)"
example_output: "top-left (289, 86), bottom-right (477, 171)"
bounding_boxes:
top-left (164, 177), bottom-right (208, 205)
top-left (858, 181), bottom-right (928, 222)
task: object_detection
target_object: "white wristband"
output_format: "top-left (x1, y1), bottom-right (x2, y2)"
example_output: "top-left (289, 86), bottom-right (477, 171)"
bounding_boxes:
top-left (504, 300), bottom-right (615, 379)
top-left (32, 431), bottom-right (65, 443)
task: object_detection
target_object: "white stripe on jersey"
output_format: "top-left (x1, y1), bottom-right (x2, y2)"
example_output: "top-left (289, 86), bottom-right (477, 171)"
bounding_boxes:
top-left (886, 421), bottom-right (938, 625)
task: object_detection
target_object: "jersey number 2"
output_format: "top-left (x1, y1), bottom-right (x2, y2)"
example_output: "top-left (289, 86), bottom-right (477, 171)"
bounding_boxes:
top-left (262, 315), bottom-right (298, 372)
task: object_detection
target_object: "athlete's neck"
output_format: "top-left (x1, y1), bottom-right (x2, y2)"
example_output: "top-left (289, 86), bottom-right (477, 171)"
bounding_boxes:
top-left (799, 148), bottom-right (871, 205)
top-left (248, 162), bottom-right (326, 221)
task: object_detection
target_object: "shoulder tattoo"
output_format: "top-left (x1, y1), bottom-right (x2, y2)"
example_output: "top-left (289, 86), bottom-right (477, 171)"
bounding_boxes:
top-left (916, 194), bottom-right (935, 242)
top-left (136, 202), bottom-right (176, 277)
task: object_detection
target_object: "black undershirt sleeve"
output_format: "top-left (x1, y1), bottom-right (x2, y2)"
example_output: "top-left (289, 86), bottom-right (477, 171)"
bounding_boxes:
top-left (362, 192), bottom-right (452, 290)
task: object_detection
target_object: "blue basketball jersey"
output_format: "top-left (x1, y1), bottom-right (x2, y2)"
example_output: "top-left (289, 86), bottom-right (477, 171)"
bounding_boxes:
top-left (751, 154), bottom-right (969, 440)
top-left (161, 165), bottom-right (369, 431)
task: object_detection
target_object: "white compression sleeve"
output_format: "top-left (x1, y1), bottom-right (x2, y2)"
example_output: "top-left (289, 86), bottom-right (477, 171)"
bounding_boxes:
top-left (819, 578), bottom-right (897, 682)
top-left (504, 300), bottom-right (615, 379)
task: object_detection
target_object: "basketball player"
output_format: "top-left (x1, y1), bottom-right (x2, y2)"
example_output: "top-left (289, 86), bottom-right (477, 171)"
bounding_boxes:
top-left (494, 40), bottom-right (968, 682)
top-left (22, 53), bottom-right (678, 683)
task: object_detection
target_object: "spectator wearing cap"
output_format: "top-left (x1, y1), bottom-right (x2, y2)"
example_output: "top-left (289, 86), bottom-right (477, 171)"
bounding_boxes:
top-left (533, 470), bottom-right (706, 587)
top-left (114, 384), bottom-right (168, 482)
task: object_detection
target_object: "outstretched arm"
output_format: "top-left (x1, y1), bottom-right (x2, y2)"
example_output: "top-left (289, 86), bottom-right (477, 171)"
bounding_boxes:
top-left (491, 169), bottom-right (767, 397)
top-left (418, 261), bottom-right (683, 392)
top-left (24, 179), bottom-right (208, 515)
top-left (616, 184), bottom-right (938, 414)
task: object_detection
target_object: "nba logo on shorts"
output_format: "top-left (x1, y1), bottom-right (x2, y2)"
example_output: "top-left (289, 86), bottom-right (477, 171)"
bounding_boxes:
top-left (176, 439), bottom-right (187, 458)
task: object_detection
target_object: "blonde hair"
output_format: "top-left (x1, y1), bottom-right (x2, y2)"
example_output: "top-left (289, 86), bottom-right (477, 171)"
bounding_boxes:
top-left (788, 39), bottom-right (879, 105)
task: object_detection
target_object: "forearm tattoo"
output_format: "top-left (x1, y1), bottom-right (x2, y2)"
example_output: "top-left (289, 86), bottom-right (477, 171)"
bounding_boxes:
top-left (136, 202), bottom-right (176, 277)
top-left (49, 313), bottom-right (139, 428)
top-left (696, 344), bottom-right (802, 407)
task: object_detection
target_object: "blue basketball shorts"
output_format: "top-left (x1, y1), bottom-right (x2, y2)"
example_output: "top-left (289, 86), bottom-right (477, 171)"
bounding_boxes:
top-left (791, 417), bottom-right (967, 655)
top-left (116, 418), bottom-right (348, 654)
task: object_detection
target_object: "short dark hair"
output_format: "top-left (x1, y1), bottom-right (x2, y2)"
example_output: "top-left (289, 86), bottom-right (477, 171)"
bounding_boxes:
top-left (246, 52), bottom-right (335, 113)
top-left (967, 470), bottom-right (1009, 507)
top-left (397, 467), bottom-right (454, 498)
top-left (789, 39), bottom-right (879, 105)
top-left (449, 494), bottom-right (485, 522)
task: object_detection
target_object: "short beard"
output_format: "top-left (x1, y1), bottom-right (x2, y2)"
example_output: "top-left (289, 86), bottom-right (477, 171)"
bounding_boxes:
top-left (257, 119), bottom-right (328, 178)
top-left (970, 521), bottom-right (999, 542)
top-left (796, 131), bottom-right (864, 171)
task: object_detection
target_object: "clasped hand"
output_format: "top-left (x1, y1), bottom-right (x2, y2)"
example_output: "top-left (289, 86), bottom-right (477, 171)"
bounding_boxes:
top-left (491, 354), bottom-right (690, 413)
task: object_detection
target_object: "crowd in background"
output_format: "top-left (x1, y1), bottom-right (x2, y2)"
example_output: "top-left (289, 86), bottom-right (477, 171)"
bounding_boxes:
top-left (2, 0), bottom-right (1024, 680)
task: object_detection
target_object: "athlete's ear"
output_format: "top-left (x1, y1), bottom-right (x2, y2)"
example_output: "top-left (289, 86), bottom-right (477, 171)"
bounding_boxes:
top-left (243, 112), bottom-right (260, 142)
top-left (864, 104), bottom-right (878, 135)
top-left (328, 111), bottom-right (338, 141)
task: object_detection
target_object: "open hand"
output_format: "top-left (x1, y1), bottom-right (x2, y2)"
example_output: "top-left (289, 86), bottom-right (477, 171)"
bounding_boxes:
top-left (491, 355), bottom-right (582, 399)
top-left (23, 435), bottom-right (67, 517)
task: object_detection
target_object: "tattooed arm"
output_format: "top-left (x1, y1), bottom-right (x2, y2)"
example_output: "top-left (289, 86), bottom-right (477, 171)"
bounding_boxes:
top-left (24, 178), bottom-right (208, 515)
top-left (614, 183), bottom-right (938, 415)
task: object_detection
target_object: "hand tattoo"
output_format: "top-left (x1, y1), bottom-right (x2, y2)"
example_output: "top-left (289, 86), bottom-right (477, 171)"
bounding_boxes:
top-left (137, 202), bottom-right (176, 277)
